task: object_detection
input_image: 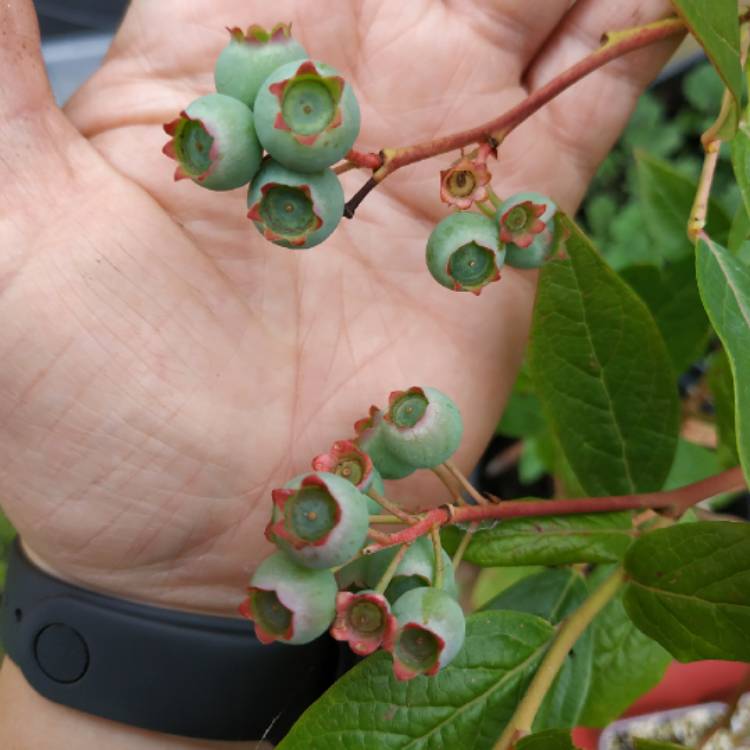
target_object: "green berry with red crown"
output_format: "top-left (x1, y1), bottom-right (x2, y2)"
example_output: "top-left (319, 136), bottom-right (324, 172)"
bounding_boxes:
top-left (247, 158), bottom-right (344, 248)
top-left (254, 59), bottom-right (361, 172)
top-left (162, 93), bottom-right (262, 190)
top-left (353, 405), bottom-right (417, 480)
top-left (426, 211), bottom-right (505, 294)
top-left (365, 537), bottom-right (459, 603)
top-left (215, 23), bottom-right (306, 108)
top-left (388, 587), bottom-right (466, 680)
top-left (239, 551), bottom-right (337, 645)
top-left (380, 386), bottom-right (463, 469)
top-left (495, 191), bottom-right (557, 269)
top-left (265, 472), bottom-right (369, 569)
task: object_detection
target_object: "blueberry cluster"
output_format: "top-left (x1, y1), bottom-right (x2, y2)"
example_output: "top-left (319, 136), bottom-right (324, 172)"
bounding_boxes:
top-left (426, 191), bottom-right (559, 295)
top-left (163, 23), bottom-right (360, 248)
top-left (240, 386), bottom-right (467, 681)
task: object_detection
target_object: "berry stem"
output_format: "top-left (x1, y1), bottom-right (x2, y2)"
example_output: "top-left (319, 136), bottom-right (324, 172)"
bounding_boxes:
top-left (492, 567), bottom-right (626, 750)
top-left (369, 514), bottom-right (408, 524)
top-left (442, 460), bottom-right (490, 505)
top-left (361, 466), bottom-right (746, 553)
top-left (333, 161), bottom-right (357, 175)
top-left (374, 543), bottom-right (411, 595)
top-left (345, 149), bottom-right (383, 170)
top-left (367, 527), bottom-right (395, 546)
top-left (486, 186), bottom-right (503, 209)
top-left (344, 177), bottom-right (378, 219)
top-left (451, 522), bottom-right (478, 569)
top-left (688, 26), bottom-right (748, 240)
top-left (476, 201), bottom-right (496, 219)
top-left (430, 525), bottom-right (444, 590)
top-left (432, 463), bottom-right (466, 505)
top-left (688, 103), bottom-right (724, 241)
top-left (367, 487), bottom-right (419, 524)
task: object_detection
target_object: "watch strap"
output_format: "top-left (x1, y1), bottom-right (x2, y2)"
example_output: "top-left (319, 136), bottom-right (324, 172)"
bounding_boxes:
top-left (0, 537), bottom-right (348, 742)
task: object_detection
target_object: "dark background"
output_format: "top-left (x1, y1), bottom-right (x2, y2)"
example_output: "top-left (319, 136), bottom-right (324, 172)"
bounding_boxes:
top-left (35, 0), bottom-right (127, 37)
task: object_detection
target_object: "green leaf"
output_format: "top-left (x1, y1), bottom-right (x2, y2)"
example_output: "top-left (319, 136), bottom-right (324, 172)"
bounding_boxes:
top-left (633, 740), bottom-right (686, 750)
top-left (670, 0), bottom-right (743, 116)
top-left (482, 569), bottom-right (593, 731)
top-left (696, 237), bottom-right (750, 482)
top-left (498, 389), bottom-right (544, 439)
top-left (727, 202), bottom-right (750, 259)
top-left (0, 510), bottom-right (14, 591)
top-left (442, 511), bottom-right (635, 567)
top-left (624, 521), bottom-right (750, 662)
top-left (518, 436), bottom-right (549, 485)
top-left (636, 151), bottom-right (731, 262)
top-left (528, 215), bottom-right (680, 496)
top-left (277, 611), bottom-right (554, 750)
top-left (579, 567), bottom-right (671, 728)
top-left (621, 259), bottom-right (710, 374)
top-left (663, 439), bottom-right (721, 491)
top-left (732, 125), bottom-right (750, 219)
top-left (708, 350), bottom-right (740, 468)
top-left (517, 729), bottom-right (581, 750)
top-left (483, 568), bottom-right (585, 622)
top-left (471, 566), bottom-right (543, 610)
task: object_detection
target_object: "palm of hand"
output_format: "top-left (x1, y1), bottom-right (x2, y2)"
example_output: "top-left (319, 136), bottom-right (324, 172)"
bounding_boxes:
top-left (0, 0), bottom-right (671, 614)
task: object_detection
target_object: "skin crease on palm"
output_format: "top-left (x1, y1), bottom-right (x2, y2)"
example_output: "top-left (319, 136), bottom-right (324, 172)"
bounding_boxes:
top-left (0, 0), bottom-right (679, 617)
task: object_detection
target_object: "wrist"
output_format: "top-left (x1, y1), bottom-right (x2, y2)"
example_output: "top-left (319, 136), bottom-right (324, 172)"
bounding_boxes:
top-left (0, 659), bottom-right (268, 750)
top-left (1, 537), bottom-right (347, 745)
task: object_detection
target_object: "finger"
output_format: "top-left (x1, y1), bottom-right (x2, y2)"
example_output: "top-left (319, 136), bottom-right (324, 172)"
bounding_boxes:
top-left (0, 1), bottom-right (86, 194)
top-left (442, 0), bottom-right (575, 72)
top-left (0, 0), bottom-right (52, 121)
top-left (514, 0), bottom-right (680, 209)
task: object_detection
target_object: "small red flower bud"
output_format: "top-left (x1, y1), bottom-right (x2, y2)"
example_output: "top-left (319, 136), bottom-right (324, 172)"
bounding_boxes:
top-left (312, 440), bottom-right (375, 492)
top-left (439, 153), bottom-right (491, 210)
top-left (330, 590), bottom-right (397, 656)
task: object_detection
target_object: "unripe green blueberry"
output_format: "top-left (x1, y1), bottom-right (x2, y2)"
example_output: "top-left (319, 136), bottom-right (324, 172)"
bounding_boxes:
top-left (254, 59), bottom-right (361, 172)
top-left (380, 386), bottom-right (463, 469)
top-left (366, 468), bottom-right (386, 515)
top-left (247, 158), bottom-right (344, 248)
top-left (239, 551), bottom-right (336, 645)
top-left (215, 23), bottom-right (306, 108)
top-left (495, 191), bottom-right (557, 269)
top-left (426, 212), bottom-right (505, 294)
top-left (388, 587), bottom-right (466, 680)
top-left (162, 93), bottom-right (262, 190)
top-left (266, 472), bottom-right (369, 569)
top-left (353, 405), bottom-right (417, 480)
top-left (335, 555), bottom-right (368, 591)
top-left (365, 537), bottom-right (458, 603)
top-left (330, 590), bottom-right (397, 656)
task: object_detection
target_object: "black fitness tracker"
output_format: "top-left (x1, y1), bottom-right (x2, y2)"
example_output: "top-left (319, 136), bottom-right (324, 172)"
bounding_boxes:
top-left (0, 537), bottom-right (352, 742)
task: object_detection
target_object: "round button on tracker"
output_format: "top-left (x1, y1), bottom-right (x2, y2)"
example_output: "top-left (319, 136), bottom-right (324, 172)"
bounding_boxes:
top-left (34, 623), bottom-right (89, 683)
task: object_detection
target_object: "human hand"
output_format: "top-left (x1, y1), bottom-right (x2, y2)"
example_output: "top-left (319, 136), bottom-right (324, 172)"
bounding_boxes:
top-left (0, 0), bottom-right (677, 616)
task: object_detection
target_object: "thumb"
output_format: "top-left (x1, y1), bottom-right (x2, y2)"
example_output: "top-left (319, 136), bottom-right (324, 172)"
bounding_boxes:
top-left (0, 1), bottom-right (85, 202)
top-left (0, 0), bottom-right (89, 272)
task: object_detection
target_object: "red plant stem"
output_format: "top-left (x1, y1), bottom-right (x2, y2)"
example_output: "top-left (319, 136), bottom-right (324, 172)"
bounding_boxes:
top-left (360, 17), bottom-right (685, 182)
top-left (364, 467), bottom-right (746, 552)
top-left (346, 149), bottom-right (382, 170)
top-left (343, 17), bottom-right (686, 218)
